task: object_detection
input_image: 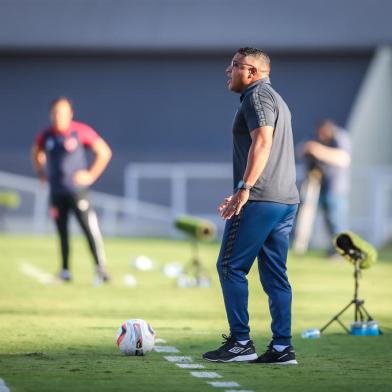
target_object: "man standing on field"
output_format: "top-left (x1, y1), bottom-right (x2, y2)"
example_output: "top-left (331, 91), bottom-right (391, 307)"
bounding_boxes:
top-left (203, 48), bottom-right (299, 364)
top-left (32, 97), bottom-right (112, 284)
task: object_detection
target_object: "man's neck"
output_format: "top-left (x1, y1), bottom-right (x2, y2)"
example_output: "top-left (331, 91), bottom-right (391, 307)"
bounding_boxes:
top-left (241, 76), bottom-right (269, 93)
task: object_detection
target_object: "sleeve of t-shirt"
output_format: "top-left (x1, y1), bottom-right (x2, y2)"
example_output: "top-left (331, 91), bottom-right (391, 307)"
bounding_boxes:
top-left (74, 122), bottom-right (100, 147)
top-left (243, 90), bottom-right (276, 132)
top-left (35, 131), bottom-right (45, 149)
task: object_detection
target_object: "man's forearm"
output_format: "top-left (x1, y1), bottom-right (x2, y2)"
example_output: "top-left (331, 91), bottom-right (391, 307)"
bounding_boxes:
top-left (243, 141), bottom-right (272, 187)
top-left (88, 155), bottom-right (110, 181)
top-left (32, 145), bottom-right (46, 179)
top-left (313, 144), bottom-right (351, 168)
top-left (89, 139), bottom-right (112, 182)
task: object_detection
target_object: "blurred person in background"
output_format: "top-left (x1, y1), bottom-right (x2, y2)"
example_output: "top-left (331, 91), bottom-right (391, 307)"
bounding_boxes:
top-left (303, 120), bottom-right (351, 256)
top-left (203, 47), bottom-right (299, 365)
top-left (32, 97), bottom-right (112, 283)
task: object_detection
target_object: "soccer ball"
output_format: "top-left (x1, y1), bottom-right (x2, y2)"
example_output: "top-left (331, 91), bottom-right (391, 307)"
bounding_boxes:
top-left (116, 319), bottom-right (155, 356)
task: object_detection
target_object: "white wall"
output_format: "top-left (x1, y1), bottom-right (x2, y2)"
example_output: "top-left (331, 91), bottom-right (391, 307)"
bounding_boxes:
top-left (347, 47), bottom-right (392, 246)
top-left (0, 0), bottom-right (391, 52)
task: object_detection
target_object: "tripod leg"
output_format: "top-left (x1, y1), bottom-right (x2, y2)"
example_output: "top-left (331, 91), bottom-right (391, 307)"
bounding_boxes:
top-left (359, 304), bottom-right (373, 320)
top-left (359, 304), bottom-right (383, 334)
top-left (320, 301), bottom-right (353, 333)
top-left (191, 240), bottom-right (201, 282)
top-left (355, 301), bottom-right (365, 322)
top-left (336, 318), bottom-right (351, 334)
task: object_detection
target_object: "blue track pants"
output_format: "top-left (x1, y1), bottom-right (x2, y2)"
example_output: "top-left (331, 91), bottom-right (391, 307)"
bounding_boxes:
top-left (217, 201), bottom-right (298, 345)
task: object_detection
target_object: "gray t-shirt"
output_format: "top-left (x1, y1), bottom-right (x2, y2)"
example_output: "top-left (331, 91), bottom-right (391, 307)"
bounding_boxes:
top-left (232, 77), bottom-right (299, 204)
top-left (318, 129), bottom-right (351, 195)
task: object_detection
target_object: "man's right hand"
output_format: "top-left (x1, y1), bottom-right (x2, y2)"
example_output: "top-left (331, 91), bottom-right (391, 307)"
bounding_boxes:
top-left (32, 144), bottom-right (47, 186)
top-left (73, 170), bottom-right (94, 186)
top-left (218, 195), bottom-right (233, 214)
top-left (218, 190), bottom-right (249, 220)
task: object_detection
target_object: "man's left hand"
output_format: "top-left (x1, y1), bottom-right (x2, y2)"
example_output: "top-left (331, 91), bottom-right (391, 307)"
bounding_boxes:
top-left (74, 170), bottom-right (94, 186)
top-left (219, 190), bottom-right (249, 220)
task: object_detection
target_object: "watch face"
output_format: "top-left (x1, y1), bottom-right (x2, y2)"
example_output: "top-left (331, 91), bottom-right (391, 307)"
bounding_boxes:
top-left (237, 180), bottom-right (251, 190)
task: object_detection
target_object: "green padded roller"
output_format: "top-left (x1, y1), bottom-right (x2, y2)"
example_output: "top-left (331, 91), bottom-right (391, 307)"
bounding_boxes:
top-left (333, 231), bottom-right (377, 269)
top-left (0, 191), bottom-right (20, 209)
top-left (175, 215), bottom-right (216, 241)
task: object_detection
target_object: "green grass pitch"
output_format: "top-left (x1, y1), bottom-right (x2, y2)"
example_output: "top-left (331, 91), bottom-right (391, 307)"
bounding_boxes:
top-left (0, 234), bottom-right (391, 392)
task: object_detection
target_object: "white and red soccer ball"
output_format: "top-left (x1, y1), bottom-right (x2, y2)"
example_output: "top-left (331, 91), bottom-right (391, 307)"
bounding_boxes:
top-left (116, 319), bottom-right (155, 356)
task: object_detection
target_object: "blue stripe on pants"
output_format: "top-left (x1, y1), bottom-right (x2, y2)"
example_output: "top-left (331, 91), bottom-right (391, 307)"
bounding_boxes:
top-left (217, 201), bottom-right (298, 345)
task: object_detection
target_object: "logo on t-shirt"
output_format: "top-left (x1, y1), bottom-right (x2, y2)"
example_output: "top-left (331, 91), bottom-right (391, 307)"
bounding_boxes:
top-left (64, 137), bottom-right (78, 152)
top-left (45, 137), bottom-right (55, 151)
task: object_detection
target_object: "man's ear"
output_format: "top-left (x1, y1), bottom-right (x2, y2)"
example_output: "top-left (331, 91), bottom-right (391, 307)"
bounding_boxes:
top-left (248, 68), bottom-right (256, 78)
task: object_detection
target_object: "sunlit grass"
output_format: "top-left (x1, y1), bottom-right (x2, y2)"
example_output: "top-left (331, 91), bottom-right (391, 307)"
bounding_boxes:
top-left (0, 235), bottom-right (391, 392)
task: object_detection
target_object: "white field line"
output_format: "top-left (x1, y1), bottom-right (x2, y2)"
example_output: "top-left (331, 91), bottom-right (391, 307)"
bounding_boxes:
top-left (164, 356), bottom-right (192, 363)
top-left (190, 372), bottom-right (221, 379)
top-left (208, 381), bottom-right (240, 388)
top-left (160, 345), bottom-right (250, 390)
top-left (0, 379), bottom-right (11, 392)
top-left (176, 363), bottom-right (205, 369)
top-left (155, 338), bottom-right (167, 343)
top-left (19, 261), bottom-right (57, 285)
top-left (153, 346), bottom-right (180, 353)
top-left (224, 390), bottom-right (254, 392)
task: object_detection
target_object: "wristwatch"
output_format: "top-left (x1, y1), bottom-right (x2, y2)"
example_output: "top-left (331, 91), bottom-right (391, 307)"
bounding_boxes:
top-left (237, 180), bottom-right (252, 191)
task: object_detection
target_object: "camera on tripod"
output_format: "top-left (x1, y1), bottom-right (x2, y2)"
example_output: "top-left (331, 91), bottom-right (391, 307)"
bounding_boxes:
top-left (333, 231), bottom-right (377, 269)
top-left (302, 232), bottom-right (381, 338)
top-left (174, 215), bottom-right (216, 288)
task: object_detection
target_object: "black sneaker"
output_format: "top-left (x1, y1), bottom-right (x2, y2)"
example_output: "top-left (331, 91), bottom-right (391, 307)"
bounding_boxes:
top-left (202, 334), bottom-right (257, 362)
top-left (250, 343), bottom-right (298, 365)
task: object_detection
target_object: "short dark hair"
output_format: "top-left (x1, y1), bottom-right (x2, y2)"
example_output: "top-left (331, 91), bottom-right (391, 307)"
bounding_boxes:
top-left (237, 47), bottom-right (270, 67)
top-left (317, 119), bottom-right (337, 129)
top-left (49, 96), bottom-right (73, 111)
